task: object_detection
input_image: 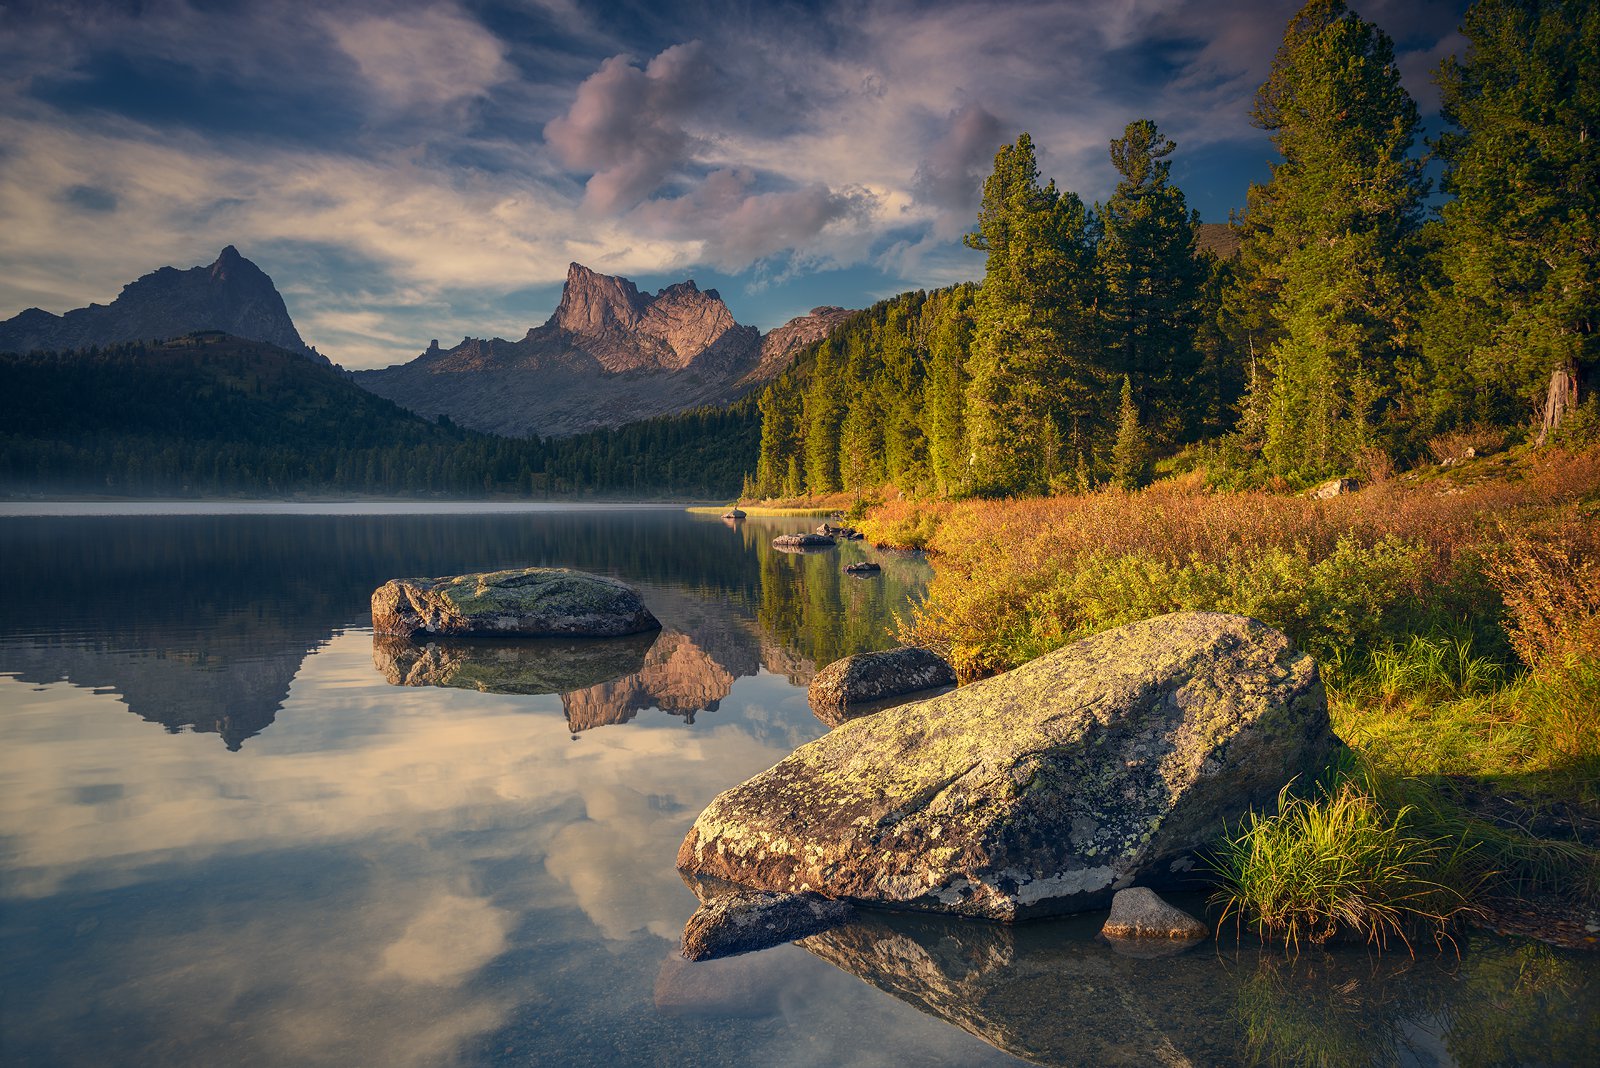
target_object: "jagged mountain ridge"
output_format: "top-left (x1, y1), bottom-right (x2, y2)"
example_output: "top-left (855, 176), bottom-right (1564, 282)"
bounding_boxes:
top-left (356, 262), bottom-right (856, 438)
top-left (0, 246), bottom-right (326, 364)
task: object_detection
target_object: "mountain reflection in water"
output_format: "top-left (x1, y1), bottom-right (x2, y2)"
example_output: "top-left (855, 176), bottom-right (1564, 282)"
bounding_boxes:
top-left (0, 509), bottom-right (927, 747)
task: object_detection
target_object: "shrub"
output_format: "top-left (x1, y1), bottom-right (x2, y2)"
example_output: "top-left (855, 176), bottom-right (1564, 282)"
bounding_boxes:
top-left (1485, 510), bottom-right (1600, 670)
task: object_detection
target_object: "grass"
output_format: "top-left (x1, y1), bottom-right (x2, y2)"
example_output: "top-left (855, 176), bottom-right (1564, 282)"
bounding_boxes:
top-left (867, 444), bottom-right (1600, 945)
top-left (1211, 780), bottom-right (1484, 952)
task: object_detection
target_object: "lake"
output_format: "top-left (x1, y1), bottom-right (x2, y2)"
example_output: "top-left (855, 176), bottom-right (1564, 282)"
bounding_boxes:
top-left (1, 505), bottom-right (1594, 1067)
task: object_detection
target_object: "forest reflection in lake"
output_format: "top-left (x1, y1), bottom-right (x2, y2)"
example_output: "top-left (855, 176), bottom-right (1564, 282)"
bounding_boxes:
top-left (0, 505), bottom-right (1595, 1067)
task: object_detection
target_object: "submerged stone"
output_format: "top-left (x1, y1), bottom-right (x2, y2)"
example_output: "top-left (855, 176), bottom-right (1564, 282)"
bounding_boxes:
top-left (371, 566), bottom-right (659, 640)
top-left (807, 647), bottom-right (958, 727)
top-left (681, 889), bottom-right (854, 961)
top-left (678, 611), bottom-right (1334, 921)
top-left (1101, 887), bottom-right (1208, 941)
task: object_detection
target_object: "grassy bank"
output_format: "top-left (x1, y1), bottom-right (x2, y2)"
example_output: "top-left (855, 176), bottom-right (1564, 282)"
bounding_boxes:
top-left (863, 445), bottom-right (1600, 946)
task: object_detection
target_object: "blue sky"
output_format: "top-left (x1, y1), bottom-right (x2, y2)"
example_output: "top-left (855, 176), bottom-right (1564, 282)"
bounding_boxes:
top-left (0, 0), bottom-right (1469, 368)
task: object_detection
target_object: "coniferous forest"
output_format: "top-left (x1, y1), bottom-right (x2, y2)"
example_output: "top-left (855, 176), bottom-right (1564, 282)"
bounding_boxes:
top-left (1, 0), bottom-right (1592, 503)
top-left (745, 0), bottom-right (1597, 500)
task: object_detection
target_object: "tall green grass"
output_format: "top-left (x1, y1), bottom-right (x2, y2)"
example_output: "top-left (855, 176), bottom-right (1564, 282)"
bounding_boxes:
top-left (1210, 780), bottom-right (1485, 951)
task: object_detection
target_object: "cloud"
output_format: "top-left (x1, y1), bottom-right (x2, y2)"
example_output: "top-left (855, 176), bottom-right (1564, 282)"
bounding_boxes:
top-left (912, 103), bottom-right (1008, 236)
top-left (544, 41), bottom-right (715, 213)
top-left (325, 6), bottom-right (514, 114)
top-left (628, 168), bottom-right (878, 269)
top-left (0, 0), bottom-right (1473, 363)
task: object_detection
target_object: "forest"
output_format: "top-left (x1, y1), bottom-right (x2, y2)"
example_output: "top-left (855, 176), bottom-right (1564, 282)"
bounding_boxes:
top-left (743, 0), bottom-right (1597, 500)
top-left (0, 334), bottom-right (757, 498)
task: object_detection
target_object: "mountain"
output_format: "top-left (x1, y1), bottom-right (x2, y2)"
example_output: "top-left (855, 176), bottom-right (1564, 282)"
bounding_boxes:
top-left (0, 246), bottom-right (326, 364)
top-left (1194, 222), bottom-right (1241, 260)
top-left (355, 263), bottom-right (854, 437)
top-left (742, 305), bottom-right (856, 386)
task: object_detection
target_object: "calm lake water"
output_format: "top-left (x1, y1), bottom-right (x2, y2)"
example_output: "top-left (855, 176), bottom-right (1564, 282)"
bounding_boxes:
top-left (1, 505), bottom-right (1595, 1067)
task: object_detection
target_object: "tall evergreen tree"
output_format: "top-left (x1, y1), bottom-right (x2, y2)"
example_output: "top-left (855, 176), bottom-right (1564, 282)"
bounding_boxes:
top-left (963, 134), bottom-right (1100, 494)
top-left (1111, 375), bottom-right (1152, 490)
top-left (1245, 0), bottom-right (1427, 481)
top-left (1097, 120), bottom-right (1205, 441)
top-left (1428, 0), bottom-right (1599, 431)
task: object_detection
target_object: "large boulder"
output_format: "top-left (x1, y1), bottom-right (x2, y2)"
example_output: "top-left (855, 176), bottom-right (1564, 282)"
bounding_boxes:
top-left (678, 612), bottom-right (1334, 921)
top-left (807, 647), bottom-right (957, 727)
top-left (371, 567), bottom-right (659, 640)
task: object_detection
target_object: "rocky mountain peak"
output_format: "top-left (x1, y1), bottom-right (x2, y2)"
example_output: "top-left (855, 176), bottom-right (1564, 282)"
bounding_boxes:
top-left (356, 265), bottom-right (855, 438)
top-left (553, 262), bottom-right (648, 334)
top-left (0, 246), bottom-right (324, 364)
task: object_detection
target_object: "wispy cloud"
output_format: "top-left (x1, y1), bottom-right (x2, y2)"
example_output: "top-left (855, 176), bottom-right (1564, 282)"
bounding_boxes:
top-left (0, 0), bottom-right (1471, 366)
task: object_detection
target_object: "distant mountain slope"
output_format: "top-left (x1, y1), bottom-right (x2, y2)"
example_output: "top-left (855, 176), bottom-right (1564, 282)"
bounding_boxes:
top-left (356, 263), bottom-right (853, 437)
top-left (742, 305), bottom-right (856, 386)
top-left (0, 332), bottom-right (756, 498)
top-left (0, 246), bottom-right (326, 363)
top-left (2, 333), bottom-right (439, 446)
top-left (1195, 222), bottom-right (1241, 260)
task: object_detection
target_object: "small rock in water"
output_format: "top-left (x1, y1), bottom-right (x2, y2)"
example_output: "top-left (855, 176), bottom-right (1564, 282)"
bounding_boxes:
top-left (1101, 887), bottom-right (1208, 941)
top-left (681, 890), bottom-right (854, 961)
top-left (772, 532), bottom-right (836, 550)
top-left (807, 647), bottom-right (957, 726)
top-left (844, 561), bottom-right (880, 575)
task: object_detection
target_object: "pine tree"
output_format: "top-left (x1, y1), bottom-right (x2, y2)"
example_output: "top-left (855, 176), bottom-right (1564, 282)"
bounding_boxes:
top-left (1098, 120), bottom-right (1204, 441)
top-left (922, 286), bottom-right (976, 495)
top-left (1246, 0), bottom-right (1427, 481)
top-left (1111, 376), bottom-right (1151, 490)
top-left (1428, 0), bottom-right (1599, 432)
top-left (963, 134), bottom-right (1100, 495)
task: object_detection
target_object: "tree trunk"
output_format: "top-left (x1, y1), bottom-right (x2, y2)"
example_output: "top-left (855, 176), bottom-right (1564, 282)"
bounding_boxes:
top-left (1535, 363), bottom-right (1580, 446)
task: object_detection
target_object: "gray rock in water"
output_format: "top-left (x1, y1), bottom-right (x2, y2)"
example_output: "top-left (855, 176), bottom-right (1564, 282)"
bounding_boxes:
top-left (681, 890), bottom-right (854, 961)
top-left (808, 647), bottom-right (957, 727)
top-left (678, 612), bottom-right (1334, 921)
top-left (772, 532), bottom-right (836, 549)
top-left (1101, 887), bottom-right (1208, 941)
top-left (371, 567), bottom-right (660, 640)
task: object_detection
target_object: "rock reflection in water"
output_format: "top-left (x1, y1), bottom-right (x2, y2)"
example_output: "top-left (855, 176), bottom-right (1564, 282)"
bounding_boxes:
top-left (562, 630), bottom-right (736, 730)
top-left (798, 911), bottom-right (1600, 1067)
top-left (373, 627), bottom-right (748, 734)
top-left (372, 632), bottom-right (657, 696)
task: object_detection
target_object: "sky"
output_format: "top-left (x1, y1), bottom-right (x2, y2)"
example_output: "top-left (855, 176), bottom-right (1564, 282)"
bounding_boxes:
top-left (0, 0), bottom-right (1471, 369)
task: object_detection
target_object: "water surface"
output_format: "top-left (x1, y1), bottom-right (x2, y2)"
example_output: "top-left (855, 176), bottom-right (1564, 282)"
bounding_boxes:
top-left (1, 506), bottom-right (1594, 1067)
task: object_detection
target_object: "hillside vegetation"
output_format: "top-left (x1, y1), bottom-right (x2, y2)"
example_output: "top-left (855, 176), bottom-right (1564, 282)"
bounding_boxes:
top-left (0, 334), bottom-right (755, 498)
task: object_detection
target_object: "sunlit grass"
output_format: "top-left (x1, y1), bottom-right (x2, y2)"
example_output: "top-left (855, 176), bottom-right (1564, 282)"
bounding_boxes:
top-left (1210, 779), bottom-right (1485, 951)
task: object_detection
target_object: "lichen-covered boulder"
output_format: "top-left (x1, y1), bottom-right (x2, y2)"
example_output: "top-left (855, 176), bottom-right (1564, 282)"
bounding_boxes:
top-left (681, 889), bottom-right (855, 961)
top-left (371, 567), bottom-right (659, 640)
top-left (678, 612), bottom-right (1334, 921)
top-left (807, 647), bottom-right (957, 727)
